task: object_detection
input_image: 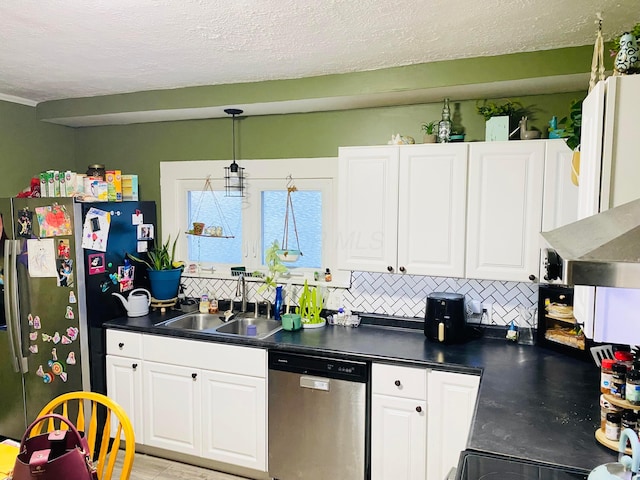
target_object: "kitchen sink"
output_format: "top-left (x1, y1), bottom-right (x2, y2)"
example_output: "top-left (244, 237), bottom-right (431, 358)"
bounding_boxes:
top-left (158, 312), bottom-right (283, 339)
top-left (158, 313), bottom-right (226, 332)
top-left (215, 315), bottom-right (283, 339)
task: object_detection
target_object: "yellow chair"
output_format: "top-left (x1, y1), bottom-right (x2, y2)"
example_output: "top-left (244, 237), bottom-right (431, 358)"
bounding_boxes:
top-left (32, 391), bottom-right (135, 480)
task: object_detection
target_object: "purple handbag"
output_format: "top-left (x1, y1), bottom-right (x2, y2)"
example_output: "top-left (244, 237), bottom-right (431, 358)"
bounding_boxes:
top-left (10, 413), bottom-right (97, 480)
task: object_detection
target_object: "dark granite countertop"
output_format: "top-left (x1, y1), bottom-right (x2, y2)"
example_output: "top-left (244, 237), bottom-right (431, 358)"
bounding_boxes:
top-left (104, 310), bottom-right (615, 472)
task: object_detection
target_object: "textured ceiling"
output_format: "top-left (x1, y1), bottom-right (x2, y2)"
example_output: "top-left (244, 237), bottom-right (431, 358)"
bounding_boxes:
top-left (0, 0), bottom-right (636, 104)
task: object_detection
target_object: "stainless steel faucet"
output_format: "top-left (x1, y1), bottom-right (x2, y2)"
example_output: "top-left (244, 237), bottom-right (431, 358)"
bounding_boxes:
top-left (236, 274), bottom-right (247, 313)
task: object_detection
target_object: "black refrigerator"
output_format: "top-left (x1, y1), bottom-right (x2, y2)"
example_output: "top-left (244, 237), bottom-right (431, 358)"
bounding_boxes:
top-left (0, 198), bottom-right (155, 440)
top-left (77, 200), bottom-right (156, 395)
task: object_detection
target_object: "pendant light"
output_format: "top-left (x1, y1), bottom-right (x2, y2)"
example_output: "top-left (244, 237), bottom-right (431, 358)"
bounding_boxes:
top-left (224, 108), bottom-right (245, 197)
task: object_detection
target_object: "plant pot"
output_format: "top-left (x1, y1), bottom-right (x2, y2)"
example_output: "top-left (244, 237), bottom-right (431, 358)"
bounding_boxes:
top-left (423, 134), bottom-right (437, 144)
top-left (276, 249), bottom-right (301, 262)
top-left (147, 268), bottom-right (182, 300)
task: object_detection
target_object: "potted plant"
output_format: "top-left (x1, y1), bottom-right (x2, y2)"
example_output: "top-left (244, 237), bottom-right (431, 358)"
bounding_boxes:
top-left (476, 99), bottom-right (526, 141)
top-left (558, 99), bottom-right (583, 186)
top-left (421, 121), bottom-right (438, 143)
top-left (128, 234), bottom-right (183, 301)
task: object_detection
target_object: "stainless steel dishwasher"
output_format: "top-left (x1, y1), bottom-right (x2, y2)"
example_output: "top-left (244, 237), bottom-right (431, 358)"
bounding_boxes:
top-left (268, 351), bottom-right (370, 480)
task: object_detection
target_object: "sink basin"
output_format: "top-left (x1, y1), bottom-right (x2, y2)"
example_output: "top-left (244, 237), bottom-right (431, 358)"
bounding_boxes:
top-left (159, 313), bottom-right (226, 332)
top-left (215, 315), bottom-right (283, 339)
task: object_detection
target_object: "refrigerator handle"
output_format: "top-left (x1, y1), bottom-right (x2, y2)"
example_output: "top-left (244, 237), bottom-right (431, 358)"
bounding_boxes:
top-left (4, 240), bottom-right (22, 373)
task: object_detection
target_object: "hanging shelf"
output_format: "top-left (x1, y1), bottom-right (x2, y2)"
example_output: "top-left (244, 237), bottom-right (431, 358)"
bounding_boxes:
top-left (277, 175), bottom-right (303, 263)
top-left (186, 175), bottom-right (235, 239)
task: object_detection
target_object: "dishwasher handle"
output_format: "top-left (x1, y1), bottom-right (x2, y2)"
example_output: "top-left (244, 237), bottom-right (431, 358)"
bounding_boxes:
top-left (300, 375), bottom-right (330, 392)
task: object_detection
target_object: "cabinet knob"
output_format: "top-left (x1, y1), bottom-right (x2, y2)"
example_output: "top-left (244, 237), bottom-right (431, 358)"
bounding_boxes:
top-left (528, 274), bottom-right (536, 282)
top-left (394, 380), bottom-right (401, 387)
top-left (191, 373), bottom-right (198, 379)
top-left (132, 363), bottom-right (138, 370)
top-left (387, 266), bottom-right (394, 272)
top-left (399, 266), bottom-right (406, 273)
top-left (118, 342), bottom-right (124, 349)
top-left (416, 406), bottom-right (422, 413)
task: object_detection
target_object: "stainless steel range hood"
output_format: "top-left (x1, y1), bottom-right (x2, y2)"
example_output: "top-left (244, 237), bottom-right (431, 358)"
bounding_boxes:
top-left (540, 198), bottom-right (640, 288)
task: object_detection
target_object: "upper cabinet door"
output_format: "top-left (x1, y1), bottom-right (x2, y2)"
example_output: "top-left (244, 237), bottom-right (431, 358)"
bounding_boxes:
top-left (579, 80), bottom-right (606, 219)
top-left (397, 144), bottom-right (468, 277)
top-left (337, 146), bottom-right (400, 273)
top-left (542, 140), bottom-right (579, 232)
top-left (466, 142), bottom-right (545, 282)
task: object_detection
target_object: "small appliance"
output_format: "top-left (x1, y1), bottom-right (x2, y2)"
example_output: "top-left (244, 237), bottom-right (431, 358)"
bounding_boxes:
top-left (424, 292), bottom-right (466, 343)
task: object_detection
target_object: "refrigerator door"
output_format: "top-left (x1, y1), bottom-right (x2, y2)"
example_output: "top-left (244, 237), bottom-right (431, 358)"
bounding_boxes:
top-left (78, 201), bottom-right (156, 394)
top-left (0, 198), bottom-right (28, 439)
top-left (11, 197), bottom-right (86, 427)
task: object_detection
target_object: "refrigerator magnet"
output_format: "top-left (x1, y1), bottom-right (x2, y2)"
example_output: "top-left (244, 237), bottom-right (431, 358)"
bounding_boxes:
top-left (36, 365), bottom-right (44, 377)
top-left (29, 345), bottom-right (38, 354)
top-left (65, 306), bottom-right (74, 319)
top-left (29, 332), bottom-right (37, 341)
top-left (132, 211), bottom-right (143, 225)
top-left (33, 316), bottom-right (41, 329)
top-left (51, 347), bottom-right (57, 361)
top-left (137, 224), bottom-right (154, 240)
top-left (56, 259), bottom-right (74, 287)
top-left (137, 241), bottom-right (148, 253)
top-left (52, 332), bottom-right (60, 344)
top-left (88, 253), bottom-right (105, 274)
top-left (17, 208), bottom-right (33, 237)
top-left (61, 335), bottom-right (71, 345)
top-left (27, 238), bottom-right (58, 278)
top-left (66, 327), bottom-right (78, 341)
top-left (56, 239), bottom-right (70, 259)
top-left (118, 265), bottom-right (135, 292)
top-left (41, 333), bottom-right (52, 342)
top-left (66, 352), bottom-right (76, 365)
top-left (69, 291), bottom-right (76, 303)
top-left (42, 373), bottom-right (54, 384)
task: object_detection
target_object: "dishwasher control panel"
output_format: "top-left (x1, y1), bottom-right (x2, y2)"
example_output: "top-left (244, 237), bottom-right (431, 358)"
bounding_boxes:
top-left (269, 351), bottom-right (369, 382)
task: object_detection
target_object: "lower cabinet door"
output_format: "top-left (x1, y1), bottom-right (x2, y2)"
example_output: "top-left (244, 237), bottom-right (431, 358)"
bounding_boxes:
top-left (200, 370), bottom-right (267, 472)
top-left (371, 394), bottom-right (427, 480)
top-left (142, 361), bottom-right (202, 456)
top-left (427, 371), bottom-right (480, 480)
top-left (105, 355), bottom-right (143, 443)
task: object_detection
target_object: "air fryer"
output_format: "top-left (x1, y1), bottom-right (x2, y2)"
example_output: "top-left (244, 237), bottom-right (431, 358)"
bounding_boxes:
top-left (424, 292), bottom-right (467, 343)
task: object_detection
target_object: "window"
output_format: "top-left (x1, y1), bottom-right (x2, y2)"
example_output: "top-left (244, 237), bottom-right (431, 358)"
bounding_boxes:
top-left (161, 158), bottom-right (348, 287)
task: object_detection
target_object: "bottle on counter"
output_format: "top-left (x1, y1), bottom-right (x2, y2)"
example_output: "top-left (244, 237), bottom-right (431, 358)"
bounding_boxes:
top-left (611, 362), bottom-right (627, 399)
top-left (325, 268), bottom-right (332, 282)
top-left (209, 293), bottom-right (219, 314)
top-left (615, 350), bottom-right (634, 370)
top-left (606, 412), bottom-right (622, 441)
top-left (600, 395), bottom-right (624, 431)
top-left (622, 410), bottom-right (638, 433)
top-left (199, 294), bottom-right (210, 314)
top-left (627, 363), bottom-right (640, 405)
top-left (601, 358), bottom-right (615, 394)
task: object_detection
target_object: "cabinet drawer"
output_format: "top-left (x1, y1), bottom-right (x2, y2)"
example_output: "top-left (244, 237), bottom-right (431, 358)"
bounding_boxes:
top-left (372, 363), bottom-right (427, 400)
top-left (142, 334), bottom-right (266, 378)
top-left (106, 330), bottom-right (142, 358)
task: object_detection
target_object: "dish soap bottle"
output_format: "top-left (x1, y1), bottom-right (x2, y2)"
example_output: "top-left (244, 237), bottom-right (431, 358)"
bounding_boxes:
top-left (506, 320), bottom-right (518, 342)
top-left (199, 294), bottom-right (210, 314)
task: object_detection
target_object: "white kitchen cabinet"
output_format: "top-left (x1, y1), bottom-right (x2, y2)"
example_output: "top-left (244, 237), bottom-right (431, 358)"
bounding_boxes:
top-left (426, 370), bottom-right (480, 480)
top-left (105, 330), bottom-right (144, 444)
top-left (338, 146), bottom-right (399, 273)
top-left (466, 141), bottom-right (545, 282)
top-left (143, 360), bottom-right (202, 456)
top-left (201, 370), bottom-right (266, 471)
top-left (139, 334), bottom-right (267, 471)
top-left (338, 144), bottom-right (467, 276)
top-left (574, 75), bottom-right (640, 339)
top-left (371, 363), bottom-right (427, 480)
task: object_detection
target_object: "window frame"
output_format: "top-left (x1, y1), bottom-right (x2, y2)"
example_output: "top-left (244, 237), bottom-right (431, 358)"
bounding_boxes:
top-left (160, 158), bottom-right (349, 287)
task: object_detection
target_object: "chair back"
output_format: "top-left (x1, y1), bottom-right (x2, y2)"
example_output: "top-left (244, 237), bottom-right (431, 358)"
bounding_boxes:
top-left (32, 391), bottom-right (135, 480)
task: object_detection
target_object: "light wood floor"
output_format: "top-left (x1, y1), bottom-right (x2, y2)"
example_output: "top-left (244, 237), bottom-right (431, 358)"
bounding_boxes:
top-left (114, 453), bottom-right (250, 480)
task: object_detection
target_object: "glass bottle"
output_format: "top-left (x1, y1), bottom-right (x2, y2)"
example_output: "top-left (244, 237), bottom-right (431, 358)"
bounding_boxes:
top-left (437, 98), bottom-right (452, 143)
top-left (273, 285), bottom-right (283, 321)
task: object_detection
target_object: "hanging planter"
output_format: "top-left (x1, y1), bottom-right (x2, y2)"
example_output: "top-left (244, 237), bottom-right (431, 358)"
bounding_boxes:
top-left (277, 175), bottom-right (303, 263)
top-left (185, 175), bottom-right (235, 238)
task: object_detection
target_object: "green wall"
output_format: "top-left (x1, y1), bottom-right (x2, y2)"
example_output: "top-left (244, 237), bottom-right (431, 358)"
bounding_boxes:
top-left (0, 100), bottom-right (75, 197)
top-left (75, 90), bottom-right (586, 211)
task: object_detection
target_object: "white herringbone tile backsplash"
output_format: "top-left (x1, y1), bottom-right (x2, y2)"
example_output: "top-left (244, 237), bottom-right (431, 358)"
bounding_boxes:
top-left (182, 271), bottom-right (538, 326)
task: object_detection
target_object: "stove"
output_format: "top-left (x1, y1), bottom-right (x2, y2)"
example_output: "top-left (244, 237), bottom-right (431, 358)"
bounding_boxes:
top-left (456, 451), bottom-right (589, 480)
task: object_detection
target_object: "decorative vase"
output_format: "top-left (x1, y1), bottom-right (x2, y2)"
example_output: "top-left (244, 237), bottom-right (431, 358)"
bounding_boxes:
top-left (192, 222), bottom-right (204, 235)
top-left (273, 286), bottom-right (283, 321)
top-left (615, 32), bottom-right (639, 74)
top-left (437, 98), bottom-right (452, 143)
top-left (147, 268), bottom-right (182, 300)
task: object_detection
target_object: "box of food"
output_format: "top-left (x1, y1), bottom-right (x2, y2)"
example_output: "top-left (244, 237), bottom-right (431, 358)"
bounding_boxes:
top-left (64, 171), bottom-right (77, 197)
top-left (122, 174), bottom-right (139, 201)
top-left (39, 172), bottom-right (48, 197)
top-left (90, 180), bottom-right (108, 201)
top-left (58, 171), bottom-right (67, 197)
top-left (105, 170), bottom-right (122, 201)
